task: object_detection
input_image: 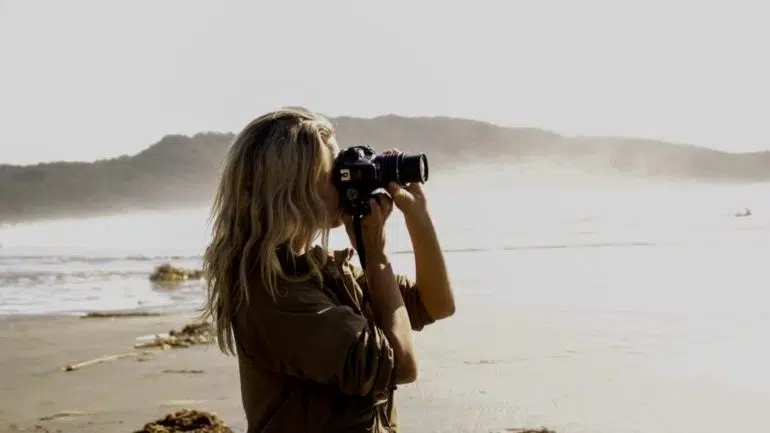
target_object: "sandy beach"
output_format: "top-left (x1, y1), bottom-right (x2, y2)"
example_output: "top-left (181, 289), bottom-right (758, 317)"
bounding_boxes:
top-left (0, 313), bottom-right (244, 433)
top-left (1, 296), bottom-right (769, 433)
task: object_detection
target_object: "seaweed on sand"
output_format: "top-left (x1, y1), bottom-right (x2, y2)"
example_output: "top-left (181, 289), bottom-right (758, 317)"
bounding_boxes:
top-left (133, 409), bottom-right (233, 433)
top-left (149, 264), bottom-right (204, 283)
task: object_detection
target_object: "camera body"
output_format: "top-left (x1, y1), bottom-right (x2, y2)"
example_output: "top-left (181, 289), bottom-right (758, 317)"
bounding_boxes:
top-left (333, 145), bottom-right (429, 216)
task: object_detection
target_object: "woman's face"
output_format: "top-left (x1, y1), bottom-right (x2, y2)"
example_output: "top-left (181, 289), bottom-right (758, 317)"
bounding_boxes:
top-left (319, 136), bottom-right (344, 229)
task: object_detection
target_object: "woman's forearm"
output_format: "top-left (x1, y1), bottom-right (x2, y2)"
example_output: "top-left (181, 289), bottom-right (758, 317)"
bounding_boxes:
top-left (404, 210), bottom-right (455, 320)
top-left (365, 254), bottom-right (418, 383)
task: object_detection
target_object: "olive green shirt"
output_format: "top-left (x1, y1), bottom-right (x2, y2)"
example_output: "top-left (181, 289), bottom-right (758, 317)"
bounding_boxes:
top-left (233, 246), bottom-right (435, 433)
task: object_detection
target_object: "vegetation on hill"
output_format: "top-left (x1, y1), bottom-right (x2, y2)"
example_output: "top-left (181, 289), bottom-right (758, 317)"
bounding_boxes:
top-left (1, 115), bottom-right (768, 223)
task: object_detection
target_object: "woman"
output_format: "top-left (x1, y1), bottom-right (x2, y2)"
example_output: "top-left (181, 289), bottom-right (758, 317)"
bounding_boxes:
top-left (202, 107), bottom-right (455, 433)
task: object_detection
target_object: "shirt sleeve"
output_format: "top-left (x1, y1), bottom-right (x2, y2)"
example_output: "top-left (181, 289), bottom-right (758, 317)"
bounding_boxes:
top-left (349, 263), bottom-right (436, 331)
top-left (395, 273), bottom-right (436, 331)
top-left (240, 280), bottom-right (396, 397)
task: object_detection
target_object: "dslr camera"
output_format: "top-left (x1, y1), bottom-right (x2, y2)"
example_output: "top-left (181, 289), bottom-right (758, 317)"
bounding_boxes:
top-left (333, 145), bottom-right (429, 217)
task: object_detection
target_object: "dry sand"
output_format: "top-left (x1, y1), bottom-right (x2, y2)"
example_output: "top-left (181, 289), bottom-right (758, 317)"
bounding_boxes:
top-left (1, 299), bottom-right (769, 433)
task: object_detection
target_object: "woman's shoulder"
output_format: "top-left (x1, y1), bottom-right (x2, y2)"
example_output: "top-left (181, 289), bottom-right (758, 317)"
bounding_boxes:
top-left (246, 246), bottom-right (358, 307)
top-left (307, 245), bottom-right (362, 280)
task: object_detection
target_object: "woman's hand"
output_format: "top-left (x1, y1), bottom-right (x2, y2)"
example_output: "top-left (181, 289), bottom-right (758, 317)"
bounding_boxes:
top-left (388, 181), bottom-right (428, 219)
top-left (343, 194), bottom-right (393, 259)
top-left (380, 148), bottom-right (429, 219)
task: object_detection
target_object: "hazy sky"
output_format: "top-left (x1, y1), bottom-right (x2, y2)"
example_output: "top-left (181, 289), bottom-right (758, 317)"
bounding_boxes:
top-left (1, 0), bottom-right (768, 165)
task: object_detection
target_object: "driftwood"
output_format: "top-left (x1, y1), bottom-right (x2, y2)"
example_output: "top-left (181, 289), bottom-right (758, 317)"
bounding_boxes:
top-left (62, 351), bottom-right (146, 372)
top-left (62, 322), bottom-right (213, 373)
top-left (38, 410), bottom-right (87, 421)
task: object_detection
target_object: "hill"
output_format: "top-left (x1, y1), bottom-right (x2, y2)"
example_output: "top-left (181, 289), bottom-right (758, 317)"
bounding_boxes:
top-left (1, 115), bottom-right (769, 223)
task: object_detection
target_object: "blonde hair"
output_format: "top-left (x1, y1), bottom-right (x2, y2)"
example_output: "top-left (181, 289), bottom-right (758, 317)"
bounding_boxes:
top-left (202, 107), bottom-right (335, 354)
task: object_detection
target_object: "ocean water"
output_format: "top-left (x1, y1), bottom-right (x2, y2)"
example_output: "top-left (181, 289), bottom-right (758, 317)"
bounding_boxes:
top-left (2, 167), bottom-right (770, 404)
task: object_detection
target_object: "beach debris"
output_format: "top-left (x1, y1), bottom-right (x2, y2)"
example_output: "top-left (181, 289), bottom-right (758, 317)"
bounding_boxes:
top-left (133, 409), bottom-right (233, 433)
top-left (61, 322), bottom-right (212, 373)
top-left (81, 311), bottom-right (162, 319)
top-left (137, 332), bottom-right (171, 342)
top-left (134, 322), bottom-right (214, 350)
top-left (162, 369), bottom-right (205, 374)
top-left (149, 264), bottom-right (204, 283)
top-left (62, 351), bottom-right (147, 372)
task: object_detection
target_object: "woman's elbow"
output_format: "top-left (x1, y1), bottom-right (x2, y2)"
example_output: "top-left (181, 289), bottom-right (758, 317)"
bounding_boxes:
top-left (431, 298), bottom-right (456, 320)
top-left (440, 302), bottom-right (456, 319)
top-left (395, 355), bottom-right (419, 384)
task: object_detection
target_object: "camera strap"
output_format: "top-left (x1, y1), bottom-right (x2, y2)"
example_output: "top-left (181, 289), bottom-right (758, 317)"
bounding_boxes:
top-left (352, 214), bottom-right (373, 308)
top-left (353, 214), bottom-right (367, 271)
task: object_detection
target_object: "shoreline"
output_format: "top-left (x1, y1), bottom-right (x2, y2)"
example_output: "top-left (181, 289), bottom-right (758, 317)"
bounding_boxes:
top-left (0, 300), bottom-right (204, 321)
top-left (0, 308), bottom-right (186, 319)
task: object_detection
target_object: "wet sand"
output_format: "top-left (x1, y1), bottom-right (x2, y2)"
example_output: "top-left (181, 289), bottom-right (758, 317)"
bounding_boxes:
top-left (1, 300), bottom-right (769, 433)
top-left (0, 313), bottom-right (244, 432)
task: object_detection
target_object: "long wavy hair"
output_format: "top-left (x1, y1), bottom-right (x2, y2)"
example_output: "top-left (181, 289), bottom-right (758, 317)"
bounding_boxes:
top-left (202, 107), bottom-right (335, 354)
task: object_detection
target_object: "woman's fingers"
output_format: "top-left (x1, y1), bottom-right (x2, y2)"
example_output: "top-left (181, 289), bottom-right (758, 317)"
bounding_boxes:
top-left (387, 181), bottom-right (404, 197)
top-left (378, 193), bottom-right (393, 218)
top-left (363, 194), bottom-right (392, 225)
top-left (405, 181), bottom-right (424, 195)
top-left (362, 198), bottom-right (382, 229)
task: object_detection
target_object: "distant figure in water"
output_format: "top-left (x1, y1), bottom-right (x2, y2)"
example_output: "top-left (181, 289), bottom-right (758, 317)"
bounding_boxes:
top-left (734, 207), bottom-right (752, 217)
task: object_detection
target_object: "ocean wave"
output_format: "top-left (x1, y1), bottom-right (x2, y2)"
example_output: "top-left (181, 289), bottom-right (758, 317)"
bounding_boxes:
top-left (0, 241), bottom-right (599, 262)
top-left (503, 240), bottom-right (664, 250)
top-left (0, 269), bottom-right (152, 286)
top-left (390, 240), bottom-right (665, 255)
top-left (0, 240), bottom-right (663, 284)
top-left (0, 254), bottom-right (201, 266)
top-left (1, 240), bottom-right (665, 263)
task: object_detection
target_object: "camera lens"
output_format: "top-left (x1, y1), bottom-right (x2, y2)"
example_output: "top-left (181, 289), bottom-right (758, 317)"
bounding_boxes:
top-left (374, 153), bottom-right (429, 186)
top-left (398, 153), bottom-right (429, 184)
